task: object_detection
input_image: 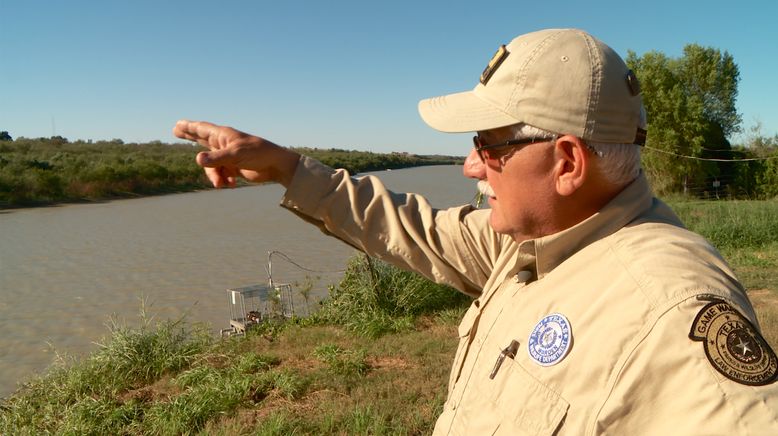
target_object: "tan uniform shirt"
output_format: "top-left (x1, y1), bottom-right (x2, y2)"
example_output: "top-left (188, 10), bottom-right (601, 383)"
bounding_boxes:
top-left (282, 156), bottom-right (778, 435)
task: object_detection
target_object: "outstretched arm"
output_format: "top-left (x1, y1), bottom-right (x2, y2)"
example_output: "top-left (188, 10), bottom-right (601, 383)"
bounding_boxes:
top-left (173, 120), bottom-right (300, 188)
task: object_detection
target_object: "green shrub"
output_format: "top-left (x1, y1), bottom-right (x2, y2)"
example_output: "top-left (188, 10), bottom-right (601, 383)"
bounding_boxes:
top-left (315, 255), bottom-right (469, 337)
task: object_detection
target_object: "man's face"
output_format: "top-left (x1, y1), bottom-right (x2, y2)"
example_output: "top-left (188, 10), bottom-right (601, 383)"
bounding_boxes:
top-left (465, 126), bottom-right (557, 242)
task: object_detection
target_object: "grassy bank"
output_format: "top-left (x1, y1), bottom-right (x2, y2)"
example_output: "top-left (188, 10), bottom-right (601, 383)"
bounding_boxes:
top-left (0, 257), bottom-right (468, 435)
top-left (1, 199), bottom-right (776, 434)
top-left (0, 138), bottom-right (462, 209)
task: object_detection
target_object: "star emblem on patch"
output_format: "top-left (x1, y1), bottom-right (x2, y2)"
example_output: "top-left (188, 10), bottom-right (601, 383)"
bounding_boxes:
top-left (690, 300), bottom-right (778, 386)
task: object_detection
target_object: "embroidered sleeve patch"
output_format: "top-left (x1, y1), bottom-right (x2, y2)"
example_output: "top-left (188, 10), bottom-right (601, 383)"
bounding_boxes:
top-left (689, 300), bottom-right (778, 386)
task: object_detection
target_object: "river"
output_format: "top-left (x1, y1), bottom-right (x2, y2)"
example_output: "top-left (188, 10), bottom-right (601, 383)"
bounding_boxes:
top-left (0, 165), bottom-right (475, 398)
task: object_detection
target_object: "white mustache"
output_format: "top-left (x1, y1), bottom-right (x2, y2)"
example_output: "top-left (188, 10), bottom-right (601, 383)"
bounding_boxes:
top-left (478, 180), bottom-right (495, 198)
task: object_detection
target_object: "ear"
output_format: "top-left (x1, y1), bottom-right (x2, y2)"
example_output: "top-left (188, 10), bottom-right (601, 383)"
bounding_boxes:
top-left (552, 135), bottom-right (589, 196)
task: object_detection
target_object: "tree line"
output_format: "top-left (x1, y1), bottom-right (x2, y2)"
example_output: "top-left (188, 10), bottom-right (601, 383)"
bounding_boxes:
top-left (627, 44), bottom-right (778, 199)
top-left (0, 137), bottom-right (462, 208)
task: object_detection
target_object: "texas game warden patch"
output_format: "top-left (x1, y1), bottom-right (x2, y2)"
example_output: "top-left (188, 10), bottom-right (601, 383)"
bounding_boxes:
top-left (528, 313), bottom-right (572, 366)
top-left (689, 300), bottom-right (778, 386)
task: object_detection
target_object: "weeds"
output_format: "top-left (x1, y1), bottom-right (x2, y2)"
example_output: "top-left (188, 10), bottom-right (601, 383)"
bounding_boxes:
top-left (0, 307), bottom-right (212, 434)
top-left (255, 370), bottom-right (308, 401)
top-left (315, 255), bottom-right (469, 338)
top-left (435, 306), bottom-right (469, 326)
top-left (142, 371), bottom-right (252, 434)
top-left (313, 344), bottom-right (370, 377)
top-left (668, 199), bottom-right (778, 249)
top-left (295, 275), bottom-right (318, 316)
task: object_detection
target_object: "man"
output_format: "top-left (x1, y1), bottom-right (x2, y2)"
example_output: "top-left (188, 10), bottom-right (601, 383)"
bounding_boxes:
top-left (174, 28), bottom-right (778, 434)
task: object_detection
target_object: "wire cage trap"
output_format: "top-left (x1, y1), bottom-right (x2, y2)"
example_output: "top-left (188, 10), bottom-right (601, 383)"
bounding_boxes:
top-left (218, 250), bottom-right (347, 338)
top-left (219, 282), bottom-right (295, 337)
top-left (220, 251), bottom-right (302, 338)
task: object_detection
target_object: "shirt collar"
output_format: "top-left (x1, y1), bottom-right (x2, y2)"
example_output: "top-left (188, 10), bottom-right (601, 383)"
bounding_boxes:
top-left (518, 173), bottom-right (656, 280)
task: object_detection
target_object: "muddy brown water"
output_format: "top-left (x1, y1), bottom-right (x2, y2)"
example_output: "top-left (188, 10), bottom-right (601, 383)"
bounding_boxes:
top-left (0, 165), bottom-right (475, 398)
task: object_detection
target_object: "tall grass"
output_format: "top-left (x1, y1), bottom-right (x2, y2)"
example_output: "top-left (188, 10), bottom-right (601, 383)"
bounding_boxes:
top-left (0, 308), bottom-right (212, 434)
top-left (667, 198), bottom-right (778, 249)
top-left (314, 344), bottom-right (370, 377)
top-left (314, 255), bottom-right (470, 338)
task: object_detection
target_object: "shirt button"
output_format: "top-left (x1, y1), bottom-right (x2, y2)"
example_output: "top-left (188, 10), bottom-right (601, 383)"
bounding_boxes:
top-left (450, 401), bottom-right (457, 410)
top-left (515, 270), bottom-right (532, 283)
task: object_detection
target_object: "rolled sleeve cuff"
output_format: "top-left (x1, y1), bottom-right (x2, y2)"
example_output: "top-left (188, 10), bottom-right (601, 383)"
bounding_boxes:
top-left (281, 155), bottom-right (340, 217)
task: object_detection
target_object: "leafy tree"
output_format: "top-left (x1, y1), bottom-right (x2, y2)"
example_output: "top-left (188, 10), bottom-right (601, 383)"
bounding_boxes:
top-left (0, 131), bottom-right (11, 141)
top-left (627, 45), bottom-right (741, 195)
top-left (742, 121), bottom-right (778, 157)
top-left (49, 135), bottom-right (69, 145)
top-left (735, 122), bottom-right (778, 199)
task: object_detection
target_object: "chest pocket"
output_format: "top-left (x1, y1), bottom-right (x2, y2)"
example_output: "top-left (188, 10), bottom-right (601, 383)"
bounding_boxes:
top-left (484, 358), bottom-right (570, 436)
top-left (448, 302), bottom-right (480, 393)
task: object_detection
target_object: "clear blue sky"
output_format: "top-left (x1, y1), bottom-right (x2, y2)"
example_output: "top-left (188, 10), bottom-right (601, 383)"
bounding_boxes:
top-left (2, 0), bottom-right (776, 154)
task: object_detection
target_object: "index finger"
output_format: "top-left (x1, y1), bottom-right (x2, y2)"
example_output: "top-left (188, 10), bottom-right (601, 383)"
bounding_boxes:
top-left (173, 119), bottom-right (215, 146)
top-left (174, 120), bottom-right (243, 151)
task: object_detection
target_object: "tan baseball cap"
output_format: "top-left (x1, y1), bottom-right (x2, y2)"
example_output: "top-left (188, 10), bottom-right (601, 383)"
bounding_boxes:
top-left (418, 28), bottom-right (646, 145)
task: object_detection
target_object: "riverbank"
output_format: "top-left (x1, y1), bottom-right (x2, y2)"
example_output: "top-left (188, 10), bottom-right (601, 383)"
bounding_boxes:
top-left (0, 138), bottom-right (463, 209)
top-left (2, 199), bottom-right (777, 434)
top-left (0, 255), bottom-right (470, 434)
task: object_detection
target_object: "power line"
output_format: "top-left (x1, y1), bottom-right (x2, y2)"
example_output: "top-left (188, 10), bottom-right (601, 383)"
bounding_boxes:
top-left (644, 146), bottom-right (778, 162)
top-left (267, 250), bottom-right (346, 274)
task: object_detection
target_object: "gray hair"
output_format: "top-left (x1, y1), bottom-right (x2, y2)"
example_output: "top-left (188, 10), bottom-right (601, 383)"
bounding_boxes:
top-left (508, 123), bottom-right (641, 187)
top-left (585, 141), bottom-right (642, 186)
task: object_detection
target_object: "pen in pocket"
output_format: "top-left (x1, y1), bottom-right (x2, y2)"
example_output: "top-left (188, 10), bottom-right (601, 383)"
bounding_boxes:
top-left (489, 339), bottom-right (520, 379)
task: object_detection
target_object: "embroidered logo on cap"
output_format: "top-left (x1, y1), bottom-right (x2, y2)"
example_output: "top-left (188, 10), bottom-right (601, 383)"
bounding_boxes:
top-left (528, 313), bottom-right (572, 366)
top-left (480, 44), bottom-right (509, 85)
top-left (690, 300), bottom-right (778, 386)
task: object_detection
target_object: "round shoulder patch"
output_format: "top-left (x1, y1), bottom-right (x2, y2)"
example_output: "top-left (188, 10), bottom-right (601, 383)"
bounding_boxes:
top-left (689, 300), bottom-right (778, 386)
top-left (528, 313), bottom-right (572, 366)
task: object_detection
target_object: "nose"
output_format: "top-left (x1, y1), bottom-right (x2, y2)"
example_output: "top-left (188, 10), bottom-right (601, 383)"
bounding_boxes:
top-left (463, 148), bottom-right (486, 179)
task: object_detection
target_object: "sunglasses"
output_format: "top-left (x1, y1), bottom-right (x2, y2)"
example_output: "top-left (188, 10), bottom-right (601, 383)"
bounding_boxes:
top-left (472, 135), bottom-right (556, 163)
